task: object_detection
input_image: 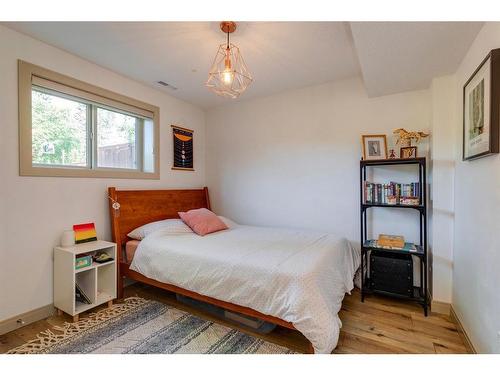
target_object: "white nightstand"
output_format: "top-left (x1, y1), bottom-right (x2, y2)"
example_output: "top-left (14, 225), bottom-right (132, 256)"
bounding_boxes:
top-left (54, 240), bottom-right (117, 322)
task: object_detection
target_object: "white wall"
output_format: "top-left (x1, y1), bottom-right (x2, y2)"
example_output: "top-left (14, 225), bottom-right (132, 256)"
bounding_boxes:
top-left (206, 77), bottom-right (431, 249)
top-left (0, 25), bottom-right (206, 321)
top-left (452, 22), bottom-right (500, 353)
top-left (429, 75), bottom-right (456, 304)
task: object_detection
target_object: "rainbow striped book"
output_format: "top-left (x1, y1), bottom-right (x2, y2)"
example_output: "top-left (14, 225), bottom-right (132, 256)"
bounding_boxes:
top-left (73, 223), bottom-right (97, 244)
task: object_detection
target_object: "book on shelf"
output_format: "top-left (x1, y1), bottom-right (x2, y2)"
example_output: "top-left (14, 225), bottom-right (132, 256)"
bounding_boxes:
top-left (364, 181), bottom-right (420, 205)
top-left (75, 253), bottom-right (92, 270)
top-left (364, 239), bottom-right (418, 253)
top-left (93, 252), bottom-right (114, 264)
top-left (75, 283), bottom-right (92, 304)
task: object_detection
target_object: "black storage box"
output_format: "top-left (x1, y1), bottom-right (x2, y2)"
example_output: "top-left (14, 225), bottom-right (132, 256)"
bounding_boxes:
top-left (176, 294), bottom-right (276, 334)
top-left (370, 251), bottom-right (413, 297)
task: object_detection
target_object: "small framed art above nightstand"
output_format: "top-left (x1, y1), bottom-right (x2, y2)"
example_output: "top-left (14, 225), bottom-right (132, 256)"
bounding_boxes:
top-left (54, 240), bottom-right (117, 322)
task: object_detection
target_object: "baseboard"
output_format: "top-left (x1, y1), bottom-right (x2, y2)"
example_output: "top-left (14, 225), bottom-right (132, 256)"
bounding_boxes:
top-left (450, 305), bottom-right (477, 354)
top-left (431, 300), bottom-right (451, 315)
top-left (0, 304), bottom-right (55, 336)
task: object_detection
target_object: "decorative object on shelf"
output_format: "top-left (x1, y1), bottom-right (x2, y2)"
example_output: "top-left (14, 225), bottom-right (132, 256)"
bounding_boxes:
top-left (388, 149), bottom-right (397, 159)
top-left (171, 125), bottom-right (194, 171)
top-left (377, 234), bottom-right (405, 248)
top-left (400, 196), bottom-right (420, 206)
top-left (386, 195), bottom-right (397, 205)
top-left (400, 146), bottom-right (417, 159)
top-left (393, 128), bottom-right (430, 147)
top-left (206, 21), bottom-right (253, 99)
top-left (463, 48), bottom-right (500, 160)
top-left (93, 252), bottom-right (114, 264)
top-left (61, 230), bottom-right (75, 247)
top-left (361, 134), bottom-right (388, 160)
top-left (75, 254), bottom-right (92, 270)
top-left (73, 223), bottom-right (97, 244)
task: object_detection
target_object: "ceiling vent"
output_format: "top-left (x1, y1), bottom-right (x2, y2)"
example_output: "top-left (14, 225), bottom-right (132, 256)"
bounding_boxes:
top-left (157, 81), bottom-right (178, 90)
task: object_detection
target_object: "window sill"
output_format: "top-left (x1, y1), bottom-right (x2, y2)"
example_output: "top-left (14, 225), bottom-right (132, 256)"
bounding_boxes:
top-left (20, 165), bottom-right (159, 180)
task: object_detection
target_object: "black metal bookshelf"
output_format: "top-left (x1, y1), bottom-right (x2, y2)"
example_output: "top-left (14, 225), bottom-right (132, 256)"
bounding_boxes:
top-left (359, 157), bottom-right (429, 315)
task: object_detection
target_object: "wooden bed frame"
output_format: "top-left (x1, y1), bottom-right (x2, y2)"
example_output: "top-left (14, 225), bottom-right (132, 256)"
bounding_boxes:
top-left (108, 186), bottom-right (313, 353)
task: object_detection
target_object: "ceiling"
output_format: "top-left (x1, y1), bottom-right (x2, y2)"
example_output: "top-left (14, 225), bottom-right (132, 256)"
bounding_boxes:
top-left (5, 22), bottom-right (483, 108)
top-left (350, 22), bottom-right (484, 97)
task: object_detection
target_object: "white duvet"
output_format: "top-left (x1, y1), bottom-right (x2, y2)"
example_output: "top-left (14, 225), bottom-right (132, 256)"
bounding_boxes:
top-left (130, 223), bottom-right (360, 354)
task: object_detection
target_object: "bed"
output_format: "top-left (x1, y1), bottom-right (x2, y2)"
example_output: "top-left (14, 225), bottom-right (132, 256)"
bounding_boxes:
top-left (108, 187), bottom-right (359, 354)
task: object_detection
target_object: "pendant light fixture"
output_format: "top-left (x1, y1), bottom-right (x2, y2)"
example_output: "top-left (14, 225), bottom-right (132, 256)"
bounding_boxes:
top-left (206, 21), bottom-right (253, 98)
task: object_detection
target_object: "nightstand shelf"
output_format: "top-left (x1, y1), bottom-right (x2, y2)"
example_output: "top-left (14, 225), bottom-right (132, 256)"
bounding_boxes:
top-left (362, 240), bottom-right (425, 257)
top-left (75, 260), bottom-right (115, 273)
top-left (361, 203), bottom-right (425, 211)
top-left (362, 278), bottom-right (426, 302)
top-left (54, 240), bottom-right (117, 322)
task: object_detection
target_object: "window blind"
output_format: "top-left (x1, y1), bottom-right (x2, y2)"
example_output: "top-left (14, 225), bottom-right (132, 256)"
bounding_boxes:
top-left (32, 75), bottom-right (154, 119)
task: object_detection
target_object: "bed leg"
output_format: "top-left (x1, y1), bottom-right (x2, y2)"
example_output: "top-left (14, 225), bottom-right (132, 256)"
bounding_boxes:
top-left (117, 275), bottom-right (124, 299)
top-left (306, 342), bottom-right (315, 354)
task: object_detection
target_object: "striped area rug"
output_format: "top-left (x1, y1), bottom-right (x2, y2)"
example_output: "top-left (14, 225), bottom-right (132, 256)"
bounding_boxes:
top-left (7, 297), bottom-right (295, 354)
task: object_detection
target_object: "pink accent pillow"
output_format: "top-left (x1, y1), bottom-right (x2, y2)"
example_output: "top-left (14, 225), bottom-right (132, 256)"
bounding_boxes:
top-left (178, 208), bottom-right (228, 236)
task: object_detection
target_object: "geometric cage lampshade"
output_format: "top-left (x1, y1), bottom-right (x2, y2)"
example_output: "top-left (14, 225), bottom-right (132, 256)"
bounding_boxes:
top-left (206, 22), bottom-right (253, 98)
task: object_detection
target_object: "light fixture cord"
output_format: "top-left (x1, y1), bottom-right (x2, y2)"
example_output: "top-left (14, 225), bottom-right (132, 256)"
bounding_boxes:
top-left (227, 30), bottom-right (230, 49)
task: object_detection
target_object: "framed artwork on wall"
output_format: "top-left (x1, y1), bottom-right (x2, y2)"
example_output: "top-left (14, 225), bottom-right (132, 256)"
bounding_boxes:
top-left (361, 134), bottom-right (388, 160)
top-left (463, 48), bottom-right (500, 160)
top-left (171, 125), bottom-right (194, 171)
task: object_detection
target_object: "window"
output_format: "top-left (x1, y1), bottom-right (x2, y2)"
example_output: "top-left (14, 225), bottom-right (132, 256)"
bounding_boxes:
top-left (19, 60), bottom-right (159, 179)
top-left (31, 89), bottom-right (88, 167)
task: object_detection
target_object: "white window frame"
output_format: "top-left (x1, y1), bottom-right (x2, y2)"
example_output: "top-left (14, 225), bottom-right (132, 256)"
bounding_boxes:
top-left (19, 60), bottom-right (160, 179)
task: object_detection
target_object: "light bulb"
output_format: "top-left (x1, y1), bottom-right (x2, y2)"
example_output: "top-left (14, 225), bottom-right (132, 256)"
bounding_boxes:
top-left (222, 47), bottom-right (234, 86)
top-left (222, 68), bottom-right (233, 86)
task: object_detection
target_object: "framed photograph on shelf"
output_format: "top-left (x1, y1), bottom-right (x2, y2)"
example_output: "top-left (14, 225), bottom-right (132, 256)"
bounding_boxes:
top-left (463, 48), bottom-right (500, 160)
top-left (361, 134), bottom-right (388, 160)
top-left (400, 146), bottom-right (417, 159)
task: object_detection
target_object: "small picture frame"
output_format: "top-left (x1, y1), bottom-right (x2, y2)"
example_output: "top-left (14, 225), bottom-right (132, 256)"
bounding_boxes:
top-left (463, 48), bottom-right (500, 160)
top-left (361, 135), bottom-right (388, 160)
top-left (73, 223), bottom-right (97, 244)
top-left (400, 146), bottom-right (417, 159)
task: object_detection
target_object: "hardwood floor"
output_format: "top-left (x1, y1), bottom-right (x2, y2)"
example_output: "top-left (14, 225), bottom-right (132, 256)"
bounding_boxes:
top-left (0, 284), bottom-right (469, 354)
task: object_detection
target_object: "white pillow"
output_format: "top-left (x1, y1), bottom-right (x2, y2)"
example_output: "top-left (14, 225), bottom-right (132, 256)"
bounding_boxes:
top-left (218, 216), bottom-right (238, 228)
top-left (127, 219), bottom-right (193, 240)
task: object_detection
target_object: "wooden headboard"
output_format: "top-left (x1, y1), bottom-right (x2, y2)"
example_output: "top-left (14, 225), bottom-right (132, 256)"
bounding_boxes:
top-left (108, 187), bottom-right (210, 258)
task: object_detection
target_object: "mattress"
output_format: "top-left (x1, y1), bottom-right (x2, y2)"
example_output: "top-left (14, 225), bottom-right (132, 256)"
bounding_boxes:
top-left (125, 240), bottom-right (141, 263)
top-left (130, 224), bottom-right (360, 354)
